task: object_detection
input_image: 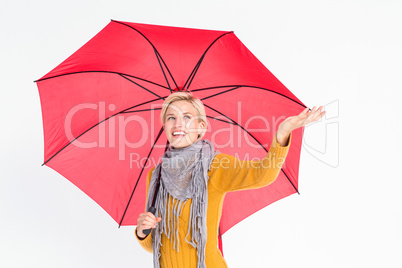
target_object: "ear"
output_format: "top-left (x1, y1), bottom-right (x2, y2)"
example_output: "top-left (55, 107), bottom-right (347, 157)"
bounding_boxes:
top-left (197, 121), bottom-right (207, 135)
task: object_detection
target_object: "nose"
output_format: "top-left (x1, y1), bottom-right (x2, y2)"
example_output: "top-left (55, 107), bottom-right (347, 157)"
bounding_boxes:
top-left (174, 116), bottom-right (183, 127)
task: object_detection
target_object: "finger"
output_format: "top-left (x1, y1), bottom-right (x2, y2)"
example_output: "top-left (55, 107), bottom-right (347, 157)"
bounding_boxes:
top-left (140, 211), bottom-right (156, 217)
top-left (137, 214), bottom-right (147, 224)
top-left (310, 108), bottom-right (326, 123)
top-left (318, 110), bottom-right (326, 119)
top-left (310, 106), bottom-right (323, 116)
top-left (143, 216), bottom-right (157, 226)
top-left (138, 220), bottom-right (153, 229)
top-left (301, 108), bottom-right (309, 116)
top-left (148, 211), bottom-right (157, 218)
top-left (139, 212), bottom-right (154, 219)
top-left (141, 219), bottom-right (158, 229)
top-left (314, 106), bottom-right (325, 117)
top-left (143, 212), bottom-right (157, 221)
top-left (304, 107), bottom-right (316, 119)
top-left (298, 108), bottom-right (309, 119)
top-left (138, 214), bottom-right (157, 224)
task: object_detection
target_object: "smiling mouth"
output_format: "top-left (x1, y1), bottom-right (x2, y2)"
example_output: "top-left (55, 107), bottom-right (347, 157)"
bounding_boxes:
top-left (172, 131), bottom-right (187, 138)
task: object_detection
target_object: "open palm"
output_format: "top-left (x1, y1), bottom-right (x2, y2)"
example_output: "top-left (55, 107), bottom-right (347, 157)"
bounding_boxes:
top-left (280, 106), bottom-right (326, 134)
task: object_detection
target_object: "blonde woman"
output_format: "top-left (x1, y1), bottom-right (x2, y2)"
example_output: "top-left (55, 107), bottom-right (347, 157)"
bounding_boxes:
top-left (136, 91), bottom-right (325, 268)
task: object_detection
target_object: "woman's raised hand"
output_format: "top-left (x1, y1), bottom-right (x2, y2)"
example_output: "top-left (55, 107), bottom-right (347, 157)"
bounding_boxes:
top-left (276, 106), bottom-right (326, 146)
top-left (281, 106), bottom-right (325, 133)
top-left (136, 212), bottom-right (162, 238)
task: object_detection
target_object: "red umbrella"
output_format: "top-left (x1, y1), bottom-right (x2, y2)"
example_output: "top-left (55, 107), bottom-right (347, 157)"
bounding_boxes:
top-left (36, 20), bottom-right (306, 253)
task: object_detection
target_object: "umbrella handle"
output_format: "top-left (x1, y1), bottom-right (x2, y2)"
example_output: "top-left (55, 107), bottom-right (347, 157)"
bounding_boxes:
top-left (142, 206), bottom-right (156, 236)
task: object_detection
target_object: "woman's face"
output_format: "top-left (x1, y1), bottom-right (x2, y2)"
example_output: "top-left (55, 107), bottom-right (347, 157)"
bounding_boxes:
top-left (163, 100), bottom-right (206, 149)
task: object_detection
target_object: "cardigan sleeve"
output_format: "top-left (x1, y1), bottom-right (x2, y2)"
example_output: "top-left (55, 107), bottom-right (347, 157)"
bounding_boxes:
top-left (134, 167), bottom-right (155, 253)
top-left (209, 131), bottom-right (291, 193)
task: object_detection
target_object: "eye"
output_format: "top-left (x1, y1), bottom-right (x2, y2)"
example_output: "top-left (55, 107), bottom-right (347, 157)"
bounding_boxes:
top-left (184, 115), bottom-right (191, 119)
top-left (167, 116), bottom-right (175, 120)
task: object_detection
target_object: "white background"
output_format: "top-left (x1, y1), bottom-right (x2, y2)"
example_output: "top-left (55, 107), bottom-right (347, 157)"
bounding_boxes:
top-left (1, 0), bottom-right (401, 267)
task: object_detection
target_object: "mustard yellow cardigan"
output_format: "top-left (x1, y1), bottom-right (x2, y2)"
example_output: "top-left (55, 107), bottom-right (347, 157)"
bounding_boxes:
top-left (136, 131), bottom-right (291, 267)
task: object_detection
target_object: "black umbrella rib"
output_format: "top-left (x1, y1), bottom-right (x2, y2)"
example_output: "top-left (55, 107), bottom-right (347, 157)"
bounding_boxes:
top-left (120, 92), bottom-right (181, 114)
top-left (120, 96), bottom-right (165, 113)
top-left (191, 85), bottom-right (237, 93)
top-left (282, 169), bottom-right (300, 195)
top-left (203, 103), bottom-right (299, 194)
top-left (183, 31), bottom-right (233, 91)
top-left (200, 86), bottom-right (240, 101)
top-left (35, 71), bottom-right (168, 91)
top-left (42, 96), bottom-right (166, 166)
top-left (42, 119), bottom-right (106, 166)
top-left (206, 115), bottom-right (236, 125)
top-left (121, 108), bottom-right (162, 114)
top-left (119, 126), bottom-right (165, 227)
top-left (203, 103), bottom-right (266, 152)
top-left (154, 49), bottom-right (172, 92)
top-left (250, 86), bottom-right (306, 108)
top-left (218, 227), bottom-right (223, 254)
top-left (183, 56), bottom-right (204, 91)
top-left (192, 85), bottom-right (307, 109)
top-left (119, 74), bottom-right (166, 100)
top-left (112, 20), bottom-right (178, 91)
top-left (154, 49), bottom-right (179, 90)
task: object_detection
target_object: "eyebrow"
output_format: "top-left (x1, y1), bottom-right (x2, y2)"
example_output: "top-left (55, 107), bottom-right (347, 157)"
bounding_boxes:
top-left (165, 112), bottom-right (193, 117)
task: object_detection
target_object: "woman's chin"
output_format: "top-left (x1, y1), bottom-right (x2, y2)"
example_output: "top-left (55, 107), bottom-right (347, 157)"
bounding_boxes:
top-left (170, 136), bottom-right (194, 149)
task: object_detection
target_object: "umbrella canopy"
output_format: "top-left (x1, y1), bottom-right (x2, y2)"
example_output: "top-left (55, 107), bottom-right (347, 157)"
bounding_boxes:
top-left (36, 20), bottom-right (306, 239)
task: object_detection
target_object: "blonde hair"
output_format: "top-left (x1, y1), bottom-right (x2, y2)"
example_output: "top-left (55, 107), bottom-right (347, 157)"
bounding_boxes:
top-left (160, 92), bottom-right (208, 139)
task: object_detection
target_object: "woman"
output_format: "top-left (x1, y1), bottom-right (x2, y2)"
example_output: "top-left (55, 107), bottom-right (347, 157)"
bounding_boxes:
top-left (135, 92), bottom-right (325, 267)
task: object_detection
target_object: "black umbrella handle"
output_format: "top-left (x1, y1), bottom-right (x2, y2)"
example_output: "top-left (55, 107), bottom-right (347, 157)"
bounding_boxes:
top-left (142, 206), bottom-right (156, 236)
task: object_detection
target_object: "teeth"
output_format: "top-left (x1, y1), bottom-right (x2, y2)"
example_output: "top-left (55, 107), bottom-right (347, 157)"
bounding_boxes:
top-left (173, 131), bottom-right (186, 136)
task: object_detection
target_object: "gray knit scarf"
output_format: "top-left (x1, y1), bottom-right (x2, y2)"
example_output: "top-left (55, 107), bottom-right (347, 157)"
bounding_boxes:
top-left (146, 139), bottom-right (219, 268)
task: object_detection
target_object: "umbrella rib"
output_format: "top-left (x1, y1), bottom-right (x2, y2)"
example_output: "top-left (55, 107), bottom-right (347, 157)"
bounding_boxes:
top-left (200, 86), bottom-right (240, 101)
top-left (153, 49), bottom-right (179, 90)
top-left (183, 31), bottom-right (233, 91)
top-left (206, 115), bottom-right (235, 125)
top-left (111, 20), bottom-right (178, 91)
top-left (121, 108), bottom-right (162, 114)
top-left (119, 92), bottom-right (180, 114)
top-left (120, 96), bottom-right (166, 113)
top-left (42, 96), bottom-right (166, 166)
top-left (282, 169), bottom-right (300, 194)
top-left (203, 103), bottom-right (268, 152)
top-left (35, 71), bottom-right (169, 90)
top-left (118, 126), bottom-right (165, 227)
top-left (244, 86), bottom-right (306, 108)
top-left (154, 48), bottom-right (172, 92)
top-left (119, 74), bottom-right (167, 100)
top-left (218, 226), bottom-right (223, 256)
top-left (183, 55), bottom-right (203, 91)
top-left (192, 85), bottom-right (306, 108)
top-left (193, 85), bottom-right (237, 93)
